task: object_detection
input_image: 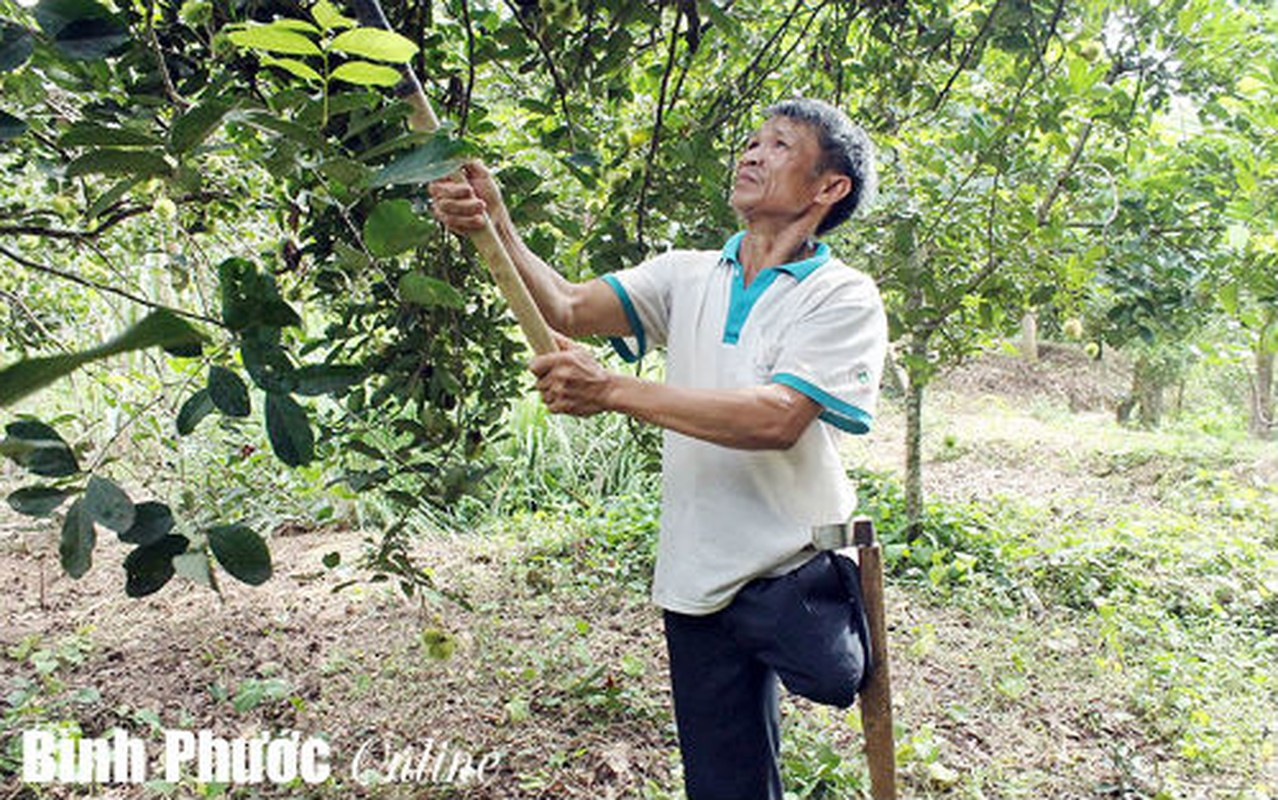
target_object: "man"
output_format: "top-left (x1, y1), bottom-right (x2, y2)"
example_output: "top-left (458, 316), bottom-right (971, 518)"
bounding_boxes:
top-left (430, 97), bottom-right (887, 800)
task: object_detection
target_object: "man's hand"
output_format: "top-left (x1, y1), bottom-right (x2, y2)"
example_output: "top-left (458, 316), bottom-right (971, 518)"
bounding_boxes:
top-left (530, 332), bottom-right (616, 417)
top-left (427, 161), bottom-right (507, 234)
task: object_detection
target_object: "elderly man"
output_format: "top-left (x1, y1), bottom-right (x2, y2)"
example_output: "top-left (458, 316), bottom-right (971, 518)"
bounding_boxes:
top-left (430, 97), bottom-right (887, 800)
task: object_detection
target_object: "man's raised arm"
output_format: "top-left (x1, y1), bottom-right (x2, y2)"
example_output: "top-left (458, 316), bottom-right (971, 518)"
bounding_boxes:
top-left (428, 162), bottom-right (629, 340)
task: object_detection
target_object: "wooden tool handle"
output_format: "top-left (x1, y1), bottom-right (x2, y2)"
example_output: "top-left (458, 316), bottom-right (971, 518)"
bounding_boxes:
top-left (349, 0), bottom-right (557, 357)
top-left (855, 519), bottom-right (898, 799)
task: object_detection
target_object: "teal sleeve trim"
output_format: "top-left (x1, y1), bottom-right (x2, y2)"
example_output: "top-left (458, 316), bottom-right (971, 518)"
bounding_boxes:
top-left (602, 274), bottom-right (645, 363)
top-left (772, 372), bottom-right (873, 435)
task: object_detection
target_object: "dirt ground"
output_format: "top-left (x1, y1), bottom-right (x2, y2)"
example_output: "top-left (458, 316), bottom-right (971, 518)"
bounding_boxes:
top-left (1, 344), bottom-right (1273, 799)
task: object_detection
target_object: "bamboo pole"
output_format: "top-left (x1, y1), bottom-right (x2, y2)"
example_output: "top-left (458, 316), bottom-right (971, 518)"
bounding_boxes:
top-left (349, 0), bottom-right (557, 357)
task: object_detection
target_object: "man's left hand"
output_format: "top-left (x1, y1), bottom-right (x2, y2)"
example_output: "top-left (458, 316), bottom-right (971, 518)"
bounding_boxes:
top-left (530, 332), bottom-right (615, 417)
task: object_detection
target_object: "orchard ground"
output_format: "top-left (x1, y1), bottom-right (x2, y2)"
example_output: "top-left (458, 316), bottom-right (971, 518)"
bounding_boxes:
top-left (2, 344), bottom-right (1276, 799)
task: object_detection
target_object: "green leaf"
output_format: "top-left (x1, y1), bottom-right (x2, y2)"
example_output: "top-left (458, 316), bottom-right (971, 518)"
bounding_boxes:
top-left (330, 60), bottom-right (402, 87)
top-left (265, 393), bottom-right (314, 467)
top-left (1264, 323), bottom-right (1278, 355)
top-left (168, 100), bottom-right (231, 155)
top-left (322, 551), bottom-right (341, 568)
top-left (227, 25), bottom-right (322, 56)
top-left (172, 550), bottom-right (212, 588)
top-left (164, 338), bottom-right (204, 358)
top-left (0, 310), bottom-right (205, 407)
top-left (208, 366), bottom-right (251, 417)
top-left (260, 55), bottom-right (323, 83)
top-left (699, 0), bottom-right (742, 42)
top-left (84, 475), bottom-right (135, 533)
top-left (218, 257), bottom-right (300, 330)
top-left (66, 148), bottom-right (174, 179)
top-left (86, 176), bottom-right (144, 220)
top-left (312, 0), bottom-right (355, 31)
top-left (123, 534), bottom-right (188, 597)
top-left (0, 110), bottom-right (27, 141)
top-left (368, 135), bottom-right (468, 188)
top-left (0, 22), bottom-right (34, 72)
top-left (271, 18), bottom-right (321, 34)
top-left (398, 272), bottom-right (465, 309)
top-left (59, 498), bottom-right (96, 579)
top-left (328, 28), bottom-right (417, 63)
top-left (1219, 281), bottom-right (1239, 316)
top-left (318, 157), bottom-right (371, 186)
top-left (119, 501), bottom-right (174, 546)
top-left (362, 199), bottom-right (431, 258)
top-left (1, 420), bottom-right (79, 476)
top-left (292, 364), bottom-right (365, 396)
top-left (6, 485), bottom-right (70, 517)
top-left (60, 122), bottom-right (162, 148)
top-left (240, 326), bottom-right (296, 393)
top-left (240, 110), bottom-right (330, 151)
top-left (176, 387), bottom-right (215, 435)
top-left (208, 524), bottom-right (272, 586)
top-left (34, 0), bottom-right (128, 60)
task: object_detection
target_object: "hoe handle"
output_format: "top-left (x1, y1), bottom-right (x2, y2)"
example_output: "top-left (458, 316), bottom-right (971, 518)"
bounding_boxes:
top-left (854, 517), bottom-right (897, 799)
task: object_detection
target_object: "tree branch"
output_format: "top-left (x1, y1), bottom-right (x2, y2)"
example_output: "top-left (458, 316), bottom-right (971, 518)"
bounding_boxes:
top-left (0, 204), bottom-right (152, 240)
top-left (144, 0), bottom-right (189, 109)
top-left (0, 288), bottom-right (73, 353)
top-left (1036, 60), bottom-right (1125, 225)
top-left (501, 0), bottom-right (578, 152)
top-left (458, 0), bottom-right (476, 134)
top-left (706, 0), bottom-right (808, 129)
top-left (923, 0), bottom-right (1005, 118)
top-left (0, 191), bottom-right (230, 241)
top-left (915, 0), bottom-right (1067, 257)
top-left (0, 245), bottom-right (225, 328)
top-left (1063, 221), bottom-right (1225, 235)
top-left (921, 171), bottom-right (1005, 335)
top-left (635, 8), bottom-right (683, 250)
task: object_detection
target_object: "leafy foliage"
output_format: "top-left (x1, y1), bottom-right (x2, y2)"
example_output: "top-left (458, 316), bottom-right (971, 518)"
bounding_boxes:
top-left (1, 0), bottom-right (1275, 596)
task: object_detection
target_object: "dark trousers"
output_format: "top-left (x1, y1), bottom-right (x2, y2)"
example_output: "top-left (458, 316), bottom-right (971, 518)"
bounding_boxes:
top-left (663, 551), bottom-right (869, 800)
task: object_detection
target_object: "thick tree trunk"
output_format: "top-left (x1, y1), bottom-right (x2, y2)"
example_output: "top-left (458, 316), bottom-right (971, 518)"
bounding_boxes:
top-left (1020, 310), bottom-right (1038, 362)
top-left (1251, 343), bottom-right (1275, 439)
top-left (1117, 352), bottom-right (1169, 428)
top-left (904, 338), bottom-right (927, 542)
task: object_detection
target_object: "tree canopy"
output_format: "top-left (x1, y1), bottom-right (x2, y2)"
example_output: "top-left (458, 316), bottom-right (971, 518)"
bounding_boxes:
top-left (2, 0), bottom-right (1275, 591)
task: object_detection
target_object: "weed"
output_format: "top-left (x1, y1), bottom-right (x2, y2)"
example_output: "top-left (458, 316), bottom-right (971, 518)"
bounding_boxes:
top-left (780, 709), bottom-right (868, 799)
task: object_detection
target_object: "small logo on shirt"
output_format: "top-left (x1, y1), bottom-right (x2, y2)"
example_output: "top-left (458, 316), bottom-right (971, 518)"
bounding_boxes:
top-left (856, 369), bottom-right (872, 385)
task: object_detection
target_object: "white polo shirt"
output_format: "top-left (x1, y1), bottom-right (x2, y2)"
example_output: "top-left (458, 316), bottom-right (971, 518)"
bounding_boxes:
top-left (601, 231), bottom-right (888, 615)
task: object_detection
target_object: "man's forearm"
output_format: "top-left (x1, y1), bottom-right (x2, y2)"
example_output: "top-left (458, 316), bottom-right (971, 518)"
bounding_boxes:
top-left (604, 375), bottom-right (819, 451)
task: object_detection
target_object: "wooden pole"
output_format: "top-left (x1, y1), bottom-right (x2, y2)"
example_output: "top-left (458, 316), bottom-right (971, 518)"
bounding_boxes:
top-left (854, 517), bottom-right (897, 799)
top-left (349, 0), bottom-right (557, 357)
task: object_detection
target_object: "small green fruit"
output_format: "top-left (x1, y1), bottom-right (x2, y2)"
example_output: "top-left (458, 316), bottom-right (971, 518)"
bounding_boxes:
top-left (154, 196), bottom-right (177, 220)
top-left (541, 0), bottom-right (579, 28)
top-left (179, 0), bottom-right (212, 27)
top-left (420, 627), bottom-right (455, 660)
top-left (51, 195), bottom-right (77, 217)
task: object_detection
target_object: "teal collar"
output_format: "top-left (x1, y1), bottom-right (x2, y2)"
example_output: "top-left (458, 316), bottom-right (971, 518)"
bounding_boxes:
top-left (718, 231), bottom-right (831, 345)
top-left (720, 231), bottom-right (830, 282)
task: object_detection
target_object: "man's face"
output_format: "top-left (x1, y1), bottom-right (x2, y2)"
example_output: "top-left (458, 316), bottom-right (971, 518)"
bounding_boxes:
top-left (730, 115), bottom-right (828, 222)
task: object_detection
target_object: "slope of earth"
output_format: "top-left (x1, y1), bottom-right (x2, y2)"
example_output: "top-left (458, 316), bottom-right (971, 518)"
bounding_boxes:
top-left (2, 343), bottom-right (1276, 799)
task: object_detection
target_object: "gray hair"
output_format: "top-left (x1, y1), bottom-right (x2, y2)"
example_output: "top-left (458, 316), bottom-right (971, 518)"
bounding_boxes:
top-left (765, 98), bottom-right (878, 234)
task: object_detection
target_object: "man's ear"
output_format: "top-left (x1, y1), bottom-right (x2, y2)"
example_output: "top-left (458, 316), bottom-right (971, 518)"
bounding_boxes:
top-left (815, 174), bottom-right (853, 209)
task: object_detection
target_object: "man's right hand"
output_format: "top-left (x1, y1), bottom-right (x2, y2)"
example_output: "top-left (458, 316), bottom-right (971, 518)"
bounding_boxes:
top-left (427, 161), bottom-right (505, 234)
